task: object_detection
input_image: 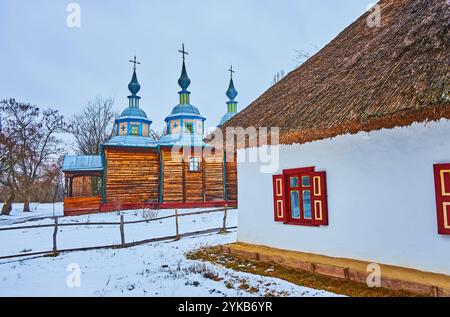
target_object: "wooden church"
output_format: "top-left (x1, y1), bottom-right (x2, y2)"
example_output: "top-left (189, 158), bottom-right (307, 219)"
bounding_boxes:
top-left (62, 47), bottom-right (238, 216)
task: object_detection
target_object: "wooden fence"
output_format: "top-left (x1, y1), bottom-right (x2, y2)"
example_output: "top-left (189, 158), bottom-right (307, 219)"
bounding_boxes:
top-left (0, 206), bottom-right (236, 261)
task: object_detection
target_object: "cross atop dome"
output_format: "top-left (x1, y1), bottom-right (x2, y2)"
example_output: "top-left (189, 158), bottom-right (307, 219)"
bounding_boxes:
top-left (177, 43), bottom-right (192, 97)
top-left (228, 65), bottom-right (235, 79)
top-left (178, 43), bottom-right (189, 62)
top-left (129, 55), bottom-right (141, 71)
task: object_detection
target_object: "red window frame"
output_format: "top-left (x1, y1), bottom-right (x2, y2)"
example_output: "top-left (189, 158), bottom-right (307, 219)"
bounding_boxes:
top-left (433, 164), bottom-right (450, 235)
top-left (284, 167), bottom-right (315, 226)
top-left (272, 166), bottom-right (328, 227)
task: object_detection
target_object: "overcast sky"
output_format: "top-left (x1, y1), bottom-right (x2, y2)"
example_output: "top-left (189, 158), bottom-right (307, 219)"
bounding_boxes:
top-left (0, 0), bottom-right (374, 135)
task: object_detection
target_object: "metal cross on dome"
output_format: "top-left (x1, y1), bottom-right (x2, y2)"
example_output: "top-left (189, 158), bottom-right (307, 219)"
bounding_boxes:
top-left (178, 43), bottom-right (189, 62)
top-left (228, 65), bottom-right (235, 78)
top-left (129, 55), bottom-right (141, 71)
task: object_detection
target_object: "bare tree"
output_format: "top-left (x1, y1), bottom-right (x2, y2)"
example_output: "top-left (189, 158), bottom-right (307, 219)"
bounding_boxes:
top-left (0, 99), bottom-right (63, 212)
top-left (67, 97), bottom-right (117, 155)
top-left (0, 131), bottom-right (17, 215)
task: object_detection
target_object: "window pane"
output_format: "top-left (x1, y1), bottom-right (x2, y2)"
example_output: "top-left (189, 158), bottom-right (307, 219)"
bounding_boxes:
top-left (302, 176), bottom-right (310, 187)
top-left (185, 123), bottom-right (194, 133)
top-left (131, 125), bottom-right (139, 135)
top-left (189, 158), bottom-right (199, 171)
top-left (303, 190), bottom-right (312, 219)
top-left (291, 191), bottom-right (300, 219)
top-left (290, 177), bottom-right (298, 187)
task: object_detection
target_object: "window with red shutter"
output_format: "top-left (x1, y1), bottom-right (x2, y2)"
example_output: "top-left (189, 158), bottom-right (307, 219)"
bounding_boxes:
top-left (272, 174), bottom-right (286, 222)
top-left (433, 164), bottom-right (450, 235)
top-left (311, 171), bottom-right (328, 226)
top-left (273, 167), bottom-right (329, 227)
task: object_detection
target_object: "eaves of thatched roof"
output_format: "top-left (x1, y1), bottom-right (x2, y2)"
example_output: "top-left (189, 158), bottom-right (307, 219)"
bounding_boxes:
top-left (222, 0), bottom-right (450, 147)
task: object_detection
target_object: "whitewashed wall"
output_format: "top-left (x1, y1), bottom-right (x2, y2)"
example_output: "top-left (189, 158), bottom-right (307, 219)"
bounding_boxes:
top-left (237, 119), bottom-right (450, 275)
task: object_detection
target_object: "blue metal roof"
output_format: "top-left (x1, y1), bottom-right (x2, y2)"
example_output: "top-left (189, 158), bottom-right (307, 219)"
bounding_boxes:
top-left (128, 70), bottom-right (141, 95)
top-left (120, 107), bottom-right (148, 118)
top-left (178, 61), bottom-right (191, 92)
top-left (170, 103), bottom-right (201, 115)
top-left (158, 133), bottom-right (207, 147)
top-left (62, 155), bottom-right (104, 172)
top-left (226, 78), bottom-right (238, 101)
top-left (219, 112), bottom-right (237, 125)
top-left (105, 135), bottom-right (158, 148)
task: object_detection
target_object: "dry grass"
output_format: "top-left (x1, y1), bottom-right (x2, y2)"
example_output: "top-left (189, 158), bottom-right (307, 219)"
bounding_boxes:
top-left (186, 246), bottom-right (423, 297)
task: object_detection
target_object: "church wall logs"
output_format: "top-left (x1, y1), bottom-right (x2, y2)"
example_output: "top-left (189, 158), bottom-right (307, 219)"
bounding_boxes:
top-left (64, 146), bottom-right (238, 215)
top-left (204, 150), bottom-right (225, 201)
top-left (161, 147), bottom-right (183, 202)
top-left (184, 151), bottom-right (204, 202)
top-left (105, 147), bottom-right (159, 204)
top-left (225, 151), bottom-right (238, 202)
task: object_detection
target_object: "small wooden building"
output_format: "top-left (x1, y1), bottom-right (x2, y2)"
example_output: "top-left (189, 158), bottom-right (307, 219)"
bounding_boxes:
top-left (62, 51), bottom-right (238, 216)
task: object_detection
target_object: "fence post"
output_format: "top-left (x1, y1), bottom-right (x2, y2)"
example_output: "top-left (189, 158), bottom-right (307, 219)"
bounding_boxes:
top-left (120, 215), bottom-right (125, 247)
top-left (174, 209), bottom-right (180, 241)
top-left (220, 204), bottom-right (228, 234)
top-left (52, 217), bottom-right (58, 256)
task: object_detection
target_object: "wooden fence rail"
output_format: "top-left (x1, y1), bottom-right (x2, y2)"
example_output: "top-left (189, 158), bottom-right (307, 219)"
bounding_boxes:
top-left (0, 207), bottom-right (230, 231)
top-left (0, 206), bottom-right (234, 261)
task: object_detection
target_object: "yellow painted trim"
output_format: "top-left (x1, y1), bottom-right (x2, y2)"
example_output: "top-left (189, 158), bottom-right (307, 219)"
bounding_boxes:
top-left (276, 179), bottom-right (283, 196)
top-left (277, 200), bottom-right (284, 218)
top-left (314, 200), bottom-right (323, 221)
top-left (313, 176), bottom-right (321, 196)
top-left (443, 202), bottom-right (450, 229)
top-left (440, 170), bottom-right (450, 196)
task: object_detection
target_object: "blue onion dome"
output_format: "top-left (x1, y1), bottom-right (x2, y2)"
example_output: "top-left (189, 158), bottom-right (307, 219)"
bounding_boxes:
top-left (128, 70), bottom-right (141, 95)
top-left (178, 61), bottom-right (191, 91)
top-left (170, 103), bottom-right (201, 115)
top-left (120, 107), bottom-right (148, 118)
top-left (226, 78), bottom-right (238, 101)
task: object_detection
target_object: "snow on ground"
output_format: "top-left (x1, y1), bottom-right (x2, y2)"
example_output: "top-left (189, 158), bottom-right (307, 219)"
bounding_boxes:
top-left (0, 202), bottom-right (63, 225)
top-left (0, 203), bottom-right (340, 297)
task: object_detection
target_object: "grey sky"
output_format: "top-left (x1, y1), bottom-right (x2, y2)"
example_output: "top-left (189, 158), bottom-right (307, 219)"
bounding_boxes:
top-left (0, 0), bottom-right (374, 136)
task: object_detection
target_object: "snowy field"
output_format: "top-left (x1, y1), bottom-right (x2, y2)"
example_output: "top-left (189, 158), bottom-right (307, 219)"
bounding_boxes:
top-left (0, 203), bottom-right (339, 297)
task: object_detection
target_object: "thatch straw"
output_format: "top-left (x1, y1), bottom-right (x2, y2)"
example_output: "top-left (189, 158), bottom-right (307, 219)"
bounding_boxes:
top-left (221, 0), bottom-right (450, 147)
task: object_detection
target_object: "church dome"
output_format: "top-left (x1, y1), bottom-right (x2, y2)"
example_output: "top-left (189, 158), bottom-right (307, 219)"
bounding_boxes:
top-left (170, 103), bottom-right (201, 115)
top-left (128, 71), bottom-right (141, 95)
top-left (120, 107), bottom-right (148, 118)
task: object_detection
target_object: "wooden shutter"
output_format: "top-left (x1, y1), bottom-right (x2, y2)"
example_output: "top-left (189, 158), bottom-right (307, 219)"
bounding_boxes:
top-left (272, 174), bottom-right (286, 222)
top-left (311, 171), bottom-right (328, 226)
top-left (433, 164), bottom-right (450, 235)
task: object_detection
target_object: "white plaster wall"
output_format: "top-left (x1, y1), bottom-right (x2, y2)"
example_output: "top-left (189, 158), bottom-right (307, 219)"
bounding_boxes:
top-left (237, 119), bottom-right (450, 275)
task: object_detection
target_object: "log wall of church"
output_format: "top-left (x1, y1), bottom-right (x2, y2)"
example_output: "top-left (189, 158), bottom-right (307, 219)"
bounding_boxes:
top-left (184, 152), bottom-right (204, 202)
top-left (225, 151), bottom-right (238, 202)
top-left (105, 147), bottom-right (159, 204)
top-left (204, 151), bottom-right (225, 201)
top-left (161, 147), bottom-right (183, 202)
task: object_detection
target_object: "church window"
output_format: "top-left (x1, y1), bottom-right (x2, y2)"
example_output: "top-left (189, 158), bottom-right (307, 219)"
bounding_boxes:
top-left (185, 122), bottom-right (194, 133)
top-left (130, 124), bottom-right (139, 135)
top-left (189, 157), bottom-right (200, 172)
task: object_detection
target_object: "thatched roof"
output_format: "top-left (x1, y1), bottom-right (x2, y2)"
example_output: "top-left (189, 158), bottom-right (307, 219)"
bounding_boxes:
top-left (222, 0), bottom-right (450, 146)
